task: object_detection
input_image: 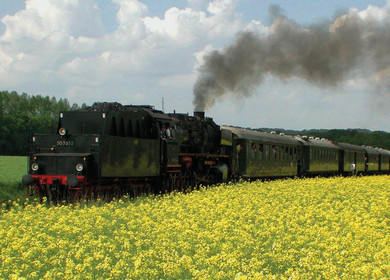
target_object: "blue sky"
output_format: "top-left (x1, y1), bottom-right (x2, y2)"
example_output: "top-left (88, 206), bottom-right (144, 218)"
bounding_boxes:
top-left (0, 0), bottom-right (389, 131)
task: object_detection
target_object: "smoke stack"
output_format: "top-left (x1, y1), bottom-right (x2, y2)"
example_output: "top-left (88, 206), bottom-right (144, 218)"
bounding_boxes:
top-left (194, 111), bottom-right (205, 119)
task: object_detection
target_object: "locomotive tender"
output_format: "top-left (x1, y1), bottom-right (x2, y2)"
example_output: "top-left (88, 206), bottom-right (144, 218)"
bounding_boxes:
top-left (22, 102), bottom-right (390, 200)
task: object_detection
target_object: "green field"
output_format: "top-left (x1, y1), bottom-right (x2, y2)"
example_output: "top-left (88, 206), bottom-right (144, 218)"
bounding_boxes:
top-left (1, 176), bottom-right (390, 279)
top-left (0, 156), bottom-right (27, 202)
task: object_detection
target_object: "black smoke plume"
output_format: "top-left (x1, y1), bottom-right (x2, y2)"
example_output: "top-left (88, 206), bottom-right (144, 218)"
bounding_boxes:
top-left (193, 5), bottom-right (390, 111)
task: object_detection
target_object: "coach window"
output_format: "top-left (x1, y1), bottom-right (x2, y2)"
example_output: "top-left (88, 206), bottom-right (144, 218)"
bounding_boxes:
top-left (266, 145), bottom-right (272, 160)
top-left (251, 143), bottom-right (256, 159)
top-left (259, 144), bottom-right (263, 160)
top-left (265, 145), bottom-right (270, 160)
top-left (272, 145), bottom-right (277, 160)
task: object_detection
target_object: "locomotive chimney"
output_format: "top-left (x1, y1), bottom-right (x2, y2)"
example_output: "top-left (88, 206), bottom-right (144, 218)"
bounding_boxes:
top-left (194, 111), bottom-right (205, 119)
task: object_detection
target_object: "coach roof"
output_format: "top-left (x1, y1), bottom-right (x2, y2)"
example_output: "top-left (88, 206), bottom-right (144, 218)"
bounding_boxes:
top-left (221, 126), bottom-right (301, 145)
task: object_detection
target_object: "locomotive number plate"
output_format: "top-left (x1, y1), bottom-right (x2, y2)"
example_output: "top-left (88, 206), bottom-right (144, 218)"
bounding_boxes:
top-left (56, 140), bottom-right (74, 146)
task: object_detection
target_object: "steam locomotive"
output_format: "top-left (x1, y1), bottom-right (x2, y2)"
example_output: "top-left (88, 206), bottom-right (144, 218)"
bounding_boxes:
top-left (22, 102), bottom-right (390, 201)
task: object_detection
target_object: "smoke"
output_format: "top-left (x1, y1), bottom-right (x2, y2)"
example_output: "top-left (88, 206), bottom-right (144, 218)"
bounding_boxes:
top-left (193, 4), bottom-right (390, 111)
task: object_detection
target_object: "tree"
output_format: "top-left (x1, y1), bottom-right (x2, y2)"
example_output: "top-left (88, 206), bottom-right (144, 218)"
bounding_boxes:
top-left (0, 91), bottom-right (84, 155)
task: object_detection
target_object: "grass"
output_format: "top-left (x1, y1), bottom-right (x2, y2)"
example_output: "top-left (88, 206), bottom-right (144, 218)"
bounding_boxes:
top-left (0, 156), bottom-right (28, 203)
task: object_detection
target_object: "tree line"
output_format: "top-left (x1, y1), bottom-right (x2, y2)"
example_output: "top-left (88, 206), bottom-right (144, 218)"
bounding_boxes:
top-left (0, 91), bottom-right (86, 155)
top-left (1, 90), bottom-right (390, 155)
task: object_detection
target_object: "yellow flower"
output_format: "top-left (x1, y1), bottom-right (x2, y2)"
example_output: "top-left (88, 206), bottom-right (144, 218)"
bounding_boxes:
top-left (1, 176), bottom-right (390, 279)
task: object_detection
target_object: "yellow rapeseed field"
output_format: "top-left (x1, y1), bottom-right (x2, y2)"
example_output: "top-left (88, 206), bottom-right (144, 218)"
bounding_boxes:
top-left (1, 176), bottom-right (390, 279)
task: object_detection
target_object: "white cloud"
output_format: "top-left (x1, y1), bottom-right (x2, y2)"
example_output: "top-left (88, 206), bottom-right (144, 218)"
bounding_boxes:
top-left (0, 0), bottom-right (246, 105)
top-left (207, 0), bottom-right (236, 16)
top-left (0, 0), bottom-right (390, 130)
top-left (357, 4), bottom-right (389, 21)
top-left (109, 0), bottom-right (148, 47)
top-left (158, 73), bottom-right (196, 89)
top-left (113, 0), bottom-right (148, 26)
top-left (1, 0), bottom-right (104, 41)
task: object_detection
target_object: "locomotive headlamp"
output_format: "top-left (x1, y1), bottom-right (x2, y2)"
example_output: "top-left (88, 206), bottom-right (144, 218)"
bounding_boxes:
top-left (59, 128), bottom-right (67, 136)
top-left (31, 163), bottom-right (39, 171)
top-left (76, 164), bottom-right (84, 172)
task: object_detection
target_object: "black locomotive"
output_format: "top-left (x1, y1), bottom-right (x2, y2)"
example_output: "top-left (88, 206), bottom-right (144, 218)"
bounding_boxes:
top-left (22, 102), bottom-right (390, 200)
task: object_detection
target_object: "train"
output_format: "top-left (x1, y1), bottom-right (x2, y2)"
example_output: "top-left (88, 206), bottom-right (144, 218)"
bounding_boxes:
top-left (22, 102), bottom-right (390, 201)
